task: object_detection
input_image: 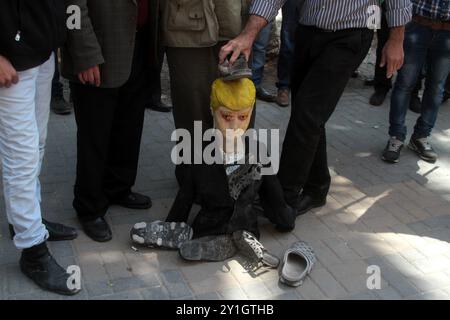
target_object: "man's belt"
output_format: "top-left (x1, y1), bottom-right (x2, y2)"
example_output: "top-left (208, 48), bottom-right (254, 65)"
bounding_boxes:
top-left (413, 15), bottom-right (450, 31)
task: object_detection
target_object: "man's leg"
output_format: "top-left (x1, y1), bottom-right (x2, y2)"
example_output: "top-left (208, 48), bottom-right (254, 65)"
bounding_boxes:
top-left (0, 58), bottom-right (80, 295)
top-left (409, 28), bottom-right (450, 162)
top-left (251, 23), bottom-right (276, 102)
top-left (33, 53), bottom-right (78, 240)
top-left (167, 46), bottom-right (220, 132)
top-left (50, 50), bottom-right (71, 115)
top-left (71, 83), bottom-right (117, 221)
top-left (105, 29), bottom-right (150, 208)
top-left (34, 54), bottom-right (54, 200)
top-left (388, 22), bottom-right (430, 142)
top-left (279, 27), bottom-right (373, 207)
top-left (147, 47), bottom-right (172, 112)
top-left (442, 73), bottom-right (450, 103)
top-left (276, 0), bottom-right (299, 107)
top-left (0, 65), bottom-right (48, 250)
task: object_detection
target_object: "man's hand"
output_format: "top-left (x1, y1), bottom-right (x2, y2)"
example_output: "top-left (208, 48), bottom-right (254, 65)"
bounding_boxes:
top-left (78, 65), bottom-right (101, 87)
top-left (219, 15), bottom-right (268, 64)
top-left (0, 55), bottom-right (18, 88)
top-left (380, 26), bottom-right (405, 79)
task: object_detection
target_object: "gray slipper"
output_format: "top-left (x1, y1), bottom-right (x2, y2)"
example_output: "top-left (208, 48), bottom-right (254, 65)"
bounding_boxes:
top-left (218, 54), bottom-right (252, 81)
top-left (232, 230), bottom-right (280, 269)
top-left (130, 221), bottom-right (193, 249)
top-left (179, 235), bottom-right (237, 262)
top-left (280, 241), bottom-right (316, 287)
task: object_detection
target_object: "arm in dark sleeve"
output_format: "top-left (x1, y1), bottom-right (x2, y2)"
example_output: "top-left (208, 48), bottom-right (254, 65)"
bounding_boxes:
top-left (64, 0), bottom-right (105, 73)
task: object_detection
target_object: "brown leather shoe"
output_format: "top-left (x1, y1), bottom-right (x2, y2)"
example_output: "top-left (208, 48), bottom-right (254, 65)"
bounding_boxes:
top-left (276, 89), bottom-right (290, 107)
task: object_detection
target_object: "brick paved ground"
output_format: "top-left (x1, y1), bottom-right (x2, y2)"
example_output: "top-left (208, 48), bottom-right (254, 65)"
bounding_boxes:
top-left (0, 44), bottom-right (449, 300)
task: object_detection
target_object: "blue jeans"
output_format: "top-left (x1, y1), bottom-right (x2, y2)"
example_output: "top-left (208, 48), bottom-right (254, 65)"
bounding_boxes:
top-left (251, 22), bottom-right (272, 89)
top-left (389, 21), bottom-right (450, 141)
top-left (277, 0), bottom-right (299, 90)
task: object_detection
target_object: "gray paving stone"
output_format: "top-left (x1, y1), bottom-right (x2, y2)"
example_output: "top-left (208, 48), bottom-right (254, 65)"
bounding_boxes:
top-left (5, 265), bottom-right (39, 295)
top-left (195, 292), bottom-right (221, 300)
top-left (241, 282), bottom-right (272, 300)
top-left (111, 274), bottom-right (160, 293)
top-left (309, 268), bottom-right (348, 299)
top-left (345, 291), bottom-right (378, 300)
top-left (266, 291), bottom-right (301, 300)
top-left (92, 291), bottom-right (143, 300)
top-left (374, 286), bottom-right (403, 300)
top-left (159, 269), bottom-right (193, 299)
top-left (141, 285), bottom-right (170, 300)
top-left (218, 287), bottom-right (248, 300)
top-left (85, 280), bottom-right (114, 298)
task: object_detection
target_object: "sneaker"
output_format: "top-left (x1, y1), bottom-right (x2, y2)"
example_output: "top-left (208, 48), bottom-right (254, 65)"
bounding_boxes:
top-left (51, 96), bottom-right (72, 115)
top-left (179, 235), bottom-right (237, 262)
top-left (218, 54), bottom-right (252, 81)
top-left (369, 88), bottom-right (388, 106)
top-left (276, 89), bottom-right (290, 107)
top-left (408, 136), bottom-right (438, 163)
top-left (256, 87), bottom-right (277, 103)
top-left (130, 221), bottom-right (193, 249)
top-left (232, 230), bottom-right (279, 269)
top-left (381, 137), bottom-right (404, 163)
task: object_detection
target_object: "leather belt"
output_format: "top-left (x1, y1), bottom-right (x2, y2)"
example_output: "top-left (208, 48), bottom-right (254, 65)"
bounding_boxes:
top-left (413, 15), bottom-right (450, 31)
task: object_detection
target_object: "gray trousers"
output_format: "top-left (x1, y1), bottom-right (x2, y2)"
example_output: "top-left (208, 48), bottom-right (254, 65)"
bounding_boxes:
top-left (166, 45), bottom-right (221, 133)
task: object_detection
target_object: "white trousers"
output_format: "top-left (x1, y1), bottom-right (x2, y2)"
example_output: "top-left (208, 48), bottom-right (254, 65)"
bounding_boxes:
top-left (0, 53), bottom-right (55, 250)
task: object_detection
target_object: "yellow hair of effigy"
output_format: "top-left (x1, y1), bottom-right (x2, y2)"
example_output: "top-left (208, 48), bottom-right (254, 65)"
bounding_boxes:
top-left (211, 78), bottom-right (256, 111)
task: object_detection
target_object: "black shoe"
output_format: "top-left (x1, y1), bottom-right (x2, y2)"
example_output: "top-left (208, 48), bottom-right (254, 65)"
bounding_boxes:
top-left (20, 242), bottom-right (81, 295)
top-left (51, 96), bottom-right (72, 115)
top-left (112, 192), bottom-right (152, 210)
top-left (147, 100), bottom-right (173, 113)
top-left (408, 136), bottom-right (438, 163)
top-left (256, 87), bottom-right (277, 103)
top-left (369, 89), bottom-right (388, 106)
top-left (79, 217), bottom-right (112, 242)
top-left (364, 79), bottom-right (375, 86)
top-left (381, 136), bottom-right (404, 163)
top-left (409, 95), bottom-right (422, 114)
top-left (9, 219), bottom-right (78, 241)
top-left (295, 194), bottom-right (326, 216)
top-left (351, 71), bottom-right (359, 78)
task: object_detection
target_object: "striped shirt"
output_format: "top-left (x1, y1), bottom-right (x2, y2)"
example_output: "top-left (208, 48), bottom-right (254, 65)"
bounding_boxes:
top-left (249, 0), bottom-right (412, 31)
top-left (412, 0), bottom-right (450, 21)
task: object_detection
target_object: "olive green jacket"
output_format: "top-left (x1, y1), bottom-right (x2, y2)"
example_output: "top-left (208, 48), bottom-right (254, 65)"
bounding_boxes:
top-left (162, 0), bottom-right (252, 48)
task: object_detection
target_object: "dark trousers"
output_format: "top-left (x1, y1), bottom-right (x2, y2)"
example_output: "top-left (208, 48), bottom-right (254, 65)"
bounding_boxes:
top-left (149, 46), bottom-right (165, 105)
top-left (278, 25), bottom-right (373, 203)
top-left (52, 50), bottom-right (64, 98)
top-left (446, 73), bottom-right (450, 95)
top-left (71, 30), bottom-right (149, 220)
top-left (374, 5), bottom-right (392, 92)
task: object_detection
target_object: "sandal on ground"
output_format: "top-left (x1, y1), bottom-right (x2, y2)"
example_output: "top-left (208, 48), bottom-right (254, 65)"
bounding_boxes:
top-left (232, 230), bottom-right (280, 269)
top-left (179, 235), bottom-right (237, 262)
top-left (130, 221), bottom-right (193, 249)
top-left (280, 241), bottom-right (316, 287)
